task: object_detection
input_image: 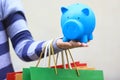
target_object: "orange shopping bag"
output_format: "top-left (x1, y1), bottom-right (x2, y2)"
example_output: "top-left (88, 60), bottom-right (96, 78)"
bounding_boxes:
top-left (15, 73), bottom-right (22, 80)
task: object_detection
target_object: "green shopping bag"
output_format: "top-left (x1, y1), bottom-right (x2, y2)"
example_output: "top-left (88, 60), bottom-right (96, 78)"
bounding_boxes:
top-left (23, 67), bottom-right (104, 80)
top-left (23, 40), bottom-right (104, 80)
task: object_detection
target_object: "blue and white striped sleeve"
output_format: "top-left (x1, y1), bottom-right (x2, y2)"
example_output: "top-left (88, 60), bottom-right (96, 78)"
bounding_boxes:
top-left (2, 0), bottom-right (62, 61)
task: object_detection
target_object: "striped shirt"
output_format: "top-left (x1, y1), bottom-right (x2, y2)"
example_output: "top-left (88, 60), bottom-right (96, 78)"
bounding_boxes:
top-left (0, 0), bottom-right (62, 79)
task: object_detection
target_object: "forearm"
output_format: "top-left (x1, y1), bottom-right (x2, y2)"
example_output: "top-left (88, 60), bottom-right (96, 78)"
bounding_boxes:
top-left (14, 39), bottom-right (62, 61)
top-left (5, 12), bottom-right (62, 61)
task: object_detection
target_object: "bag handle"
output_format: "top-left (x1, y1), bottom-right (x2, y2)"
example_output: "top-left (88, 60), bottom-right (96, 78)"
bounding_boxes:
top-left (55, 49), bottom-right (80, 76)
top-left (36, 40), bottom-right (58, 74)
top-left (61, 51), bottom-right (66, 68)
top-left (36, 40), bottom-right (50, 67)
top-left (55, 51), bottom-right (66, 69)
top-left (36, 46), bottom-right (46, 67)
top-left (65, 49), bottom-right (80, 76)
top-left (65, 50), bottom-right (72, 69)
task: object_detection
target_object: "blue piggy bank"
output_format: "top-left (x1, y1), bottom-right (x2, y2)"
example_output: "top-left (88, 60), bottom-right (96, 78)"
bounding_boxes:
top-left (61, 3), bottom-right (96, 43)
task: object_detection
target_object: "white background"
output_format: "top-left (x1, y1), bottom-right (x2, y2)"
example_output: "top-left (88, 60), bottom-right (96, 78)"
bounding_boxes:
top-left (10, 0), bottom-right (120, 80)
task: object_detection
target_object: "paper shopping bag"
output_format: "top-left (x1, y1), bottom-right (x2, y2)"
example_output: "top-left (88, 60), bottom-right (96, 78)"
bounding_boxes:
top-left (51, 61), bottom-right (95, 70)
top-left (51, 61), bottom-right (87, 68)
top-left (15, 72), bottom-right (22, 80)
top-left (66, 61), bottom-right (87, 68)
top-left (23, 67), bottom-right (104, 80)
top-left (7, 72), bottom-right (22, 80)
top-left (73, 66), bottom-right (95, 70)
top-left (22, 68), bottom-right (30, 80)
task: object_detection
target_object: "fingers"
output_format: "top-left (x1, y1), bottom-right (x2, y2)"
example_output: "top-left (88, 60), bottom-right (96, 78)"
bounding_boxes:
top-left (56, 39), bottom-right (88, 49)
top-left (69, 40), bottom-right (88, 48)
top-left (81, 43), bottom-right (88, 47)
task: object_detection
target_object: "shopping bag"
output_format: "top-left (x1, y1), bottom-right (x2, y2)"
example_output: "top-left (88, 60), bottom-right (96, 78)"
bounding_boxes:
top-left (23, 67), bottom-right (103, 80)
top-left (15, 72), bottom-right (22, 80)
top-left (23, 68), bottom-right (30, 80)
top-left (51, 61), bottom-right (87, 68)
top-left (52, 61), bottom-right (95, 70)
top-left (7, 72), bottom-right (22, 80)
top-left (23, 40), bottom-right (104, 80)
top-left (66, 61), bottom-right (87, 68)
top-left (73, 66), bottom-right (95, 70)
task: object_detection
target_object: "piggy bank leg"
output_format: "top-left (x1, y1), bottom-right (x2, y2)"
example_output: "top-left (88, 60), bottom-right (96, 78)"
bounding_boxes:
top-left (88, 33), bottom-right (93, 41)
top-left (80, 35), bottom-right (88, 43)
top-left (63, 37), bottom-right (70, 42)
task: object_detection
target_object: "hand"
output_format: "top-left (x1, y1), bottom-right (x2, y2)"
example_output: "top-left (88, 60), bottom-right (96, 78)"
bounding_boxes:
top-left (56, 39), bottom-right (88, 49)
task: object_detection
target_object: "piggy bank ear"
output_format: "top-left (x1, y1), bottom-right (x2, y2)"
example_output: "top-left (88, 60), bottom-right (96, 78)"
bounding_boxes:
top-left (82, 8), bottom-right (89, 16)
top-left (61, 7), bottom-right (68, 14)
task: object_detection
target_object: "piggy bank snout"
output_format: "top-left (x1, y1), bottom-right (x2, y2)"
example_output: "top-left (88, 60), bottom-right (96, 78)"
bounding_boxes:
top-left (62, 20), bottom-right (84, 40)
